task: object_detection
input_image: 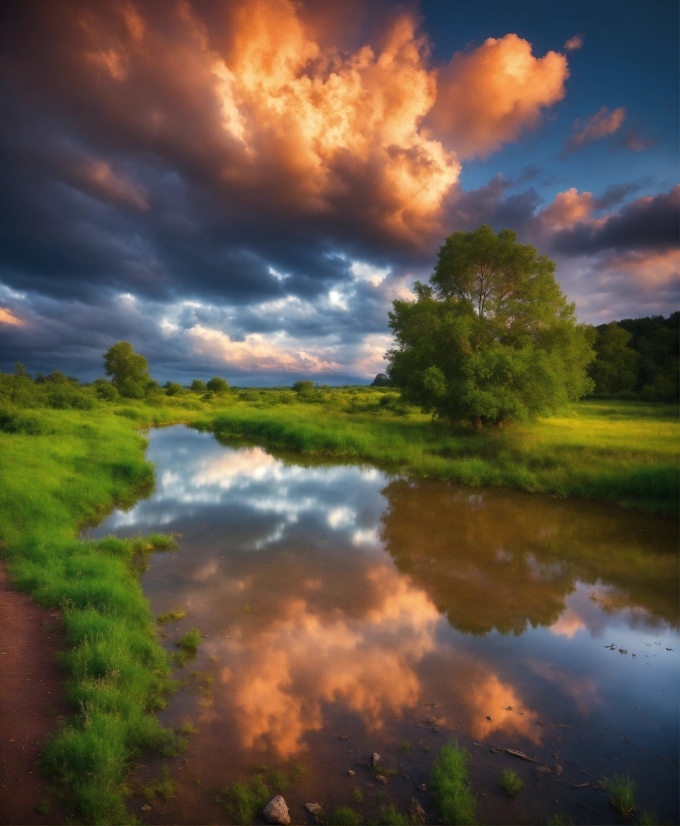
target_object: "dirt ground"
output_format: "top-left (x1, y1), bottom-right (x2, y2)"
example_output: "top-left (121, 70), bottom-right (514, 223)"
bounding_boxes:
top-left (0, 563), bottom-right (68, 825)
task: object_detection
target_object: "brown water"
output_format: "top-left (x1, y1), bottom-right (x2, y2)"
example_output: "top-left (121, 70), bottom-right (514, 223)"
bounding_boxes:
top-left (91, 425), bottom-right (679, 825)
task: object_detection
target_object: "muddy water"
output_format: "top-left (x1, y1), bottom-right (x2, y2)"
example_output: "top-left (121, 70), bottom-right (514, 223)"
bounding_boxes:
top-left (90, 425), bottom-right (679, 825)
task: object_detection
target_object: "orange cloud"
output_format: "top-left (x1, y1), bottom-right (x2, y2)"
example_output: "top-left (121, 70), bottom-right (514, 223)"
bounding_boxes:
top-left (204, 564), bottom-right (441, 757)
top-left (467, 674), bottom-right (542, 744)
top-left (41, 1), bottom-right (571, 246)
top-left (430, 33), bottom-right (569, 158)
top-left (0, 307), bottom-right (25, 326)
top-left (76, 158), bottom-right (148, 210)
top-left (600, 248), bottom-right (680, 289)
top-left (565, 106), bottom-right (626, 153)
top-left (539, 187), bottom-right (598, 231)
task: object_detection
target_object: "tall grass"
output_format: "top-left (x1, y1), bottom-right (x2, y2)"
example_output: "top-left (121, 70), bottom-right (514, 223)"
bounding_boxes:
top-left (429, 740), bottom-right (476, 825)
top-left (197, 395), bottom-right (678, 514)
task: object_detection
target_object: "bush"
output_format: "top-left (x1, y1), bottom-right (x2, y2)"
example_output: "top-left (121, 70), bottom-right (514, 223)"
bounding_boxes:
top-left (164, 382), bottom-right (183, 396)
top-left (606, 774), bottom-right (636, 818)
top-left (191, 379), bottom-right (207, 393)
top-left (93, 378), bottom-right (118, 401)
top-left (207, 376), bottom-right (229, 393)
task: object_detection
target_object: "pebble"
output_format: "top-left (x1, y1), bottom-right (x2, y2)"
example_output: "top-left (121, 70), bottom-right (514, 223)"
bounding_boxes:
top-left (141, 805), bottom-right (152, 812)
top-left (305, 803), bottom-right (323, 816)
top-left (375, 775), bottom-right (388, 784)
top-left (417, 783), bottom-right (427, 792)
top-left (347, 769), bottom-right (355, 777)
top-left (371, 752), bottom-right (381, 768)
top-left (486, 715), bottom-right (493, 721)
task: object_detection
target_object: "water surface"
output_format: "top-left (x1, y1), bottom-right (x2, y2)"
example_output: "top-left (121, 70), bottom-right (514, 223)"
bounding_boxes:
top-left (91, 426), bottom-right (679, 824)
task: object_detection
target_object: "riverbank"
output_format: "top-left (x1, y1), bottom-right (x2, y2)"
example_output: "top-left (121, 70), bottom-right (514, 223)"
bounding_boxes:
top-left (0, 395), bottom-right (677, 822)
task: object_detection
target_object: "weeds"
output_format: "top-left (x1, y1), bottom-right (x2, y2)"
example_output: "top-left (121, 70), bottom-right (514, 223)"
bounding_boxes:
top-left (177, 720), bottom-right (198, 736)
top-left (176, 628), bottom-right (201, 652)
top-left (351, 788), bottom-right (363, 804)
top-left (223, 777), bottom-right (270, 824)
top-left (500, 769), bottom-right (524, 798)
top-left (606, 773), bottom-right (636, 818)
top-left (157, 608), bottom-right (186, 623)
top-left (141, 766), bottom-right (177, 802)
top-left (399, 739), bottom-right (412, 753)
top-left (329, 806), bottom-right (361, 825)
top-left (429, 740), bottom-right (476, 825)
top-left (378, 805), bottom-right (415, 825)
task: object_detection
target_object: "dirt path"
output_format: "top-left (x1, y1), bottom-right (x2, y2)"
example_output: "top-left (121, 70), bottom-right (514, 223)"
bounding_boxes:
top-left (0, 563), bottom-right (68, 825)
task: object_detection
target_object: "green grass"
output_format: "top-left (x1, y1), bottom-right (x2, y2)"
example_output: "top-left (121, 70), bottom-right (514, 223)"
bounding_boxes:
top-left (141, 766), bottom-right (177, 803)
top-left (157, 608), bottom-right (186, 623)
top-left (500, 768), bottom-right (524, 798)
top-left (329, 806), bottom-right (361, 825)
top-left (606, 773), bottom-right (637, 818)
top-left (377, 804), bottom-right (415, 825)
top-left (222, 777), bottom-right (270, 824)
top-left (429, 740), bottom-right (476, 825)
top-left (351, 788), bottom-right (363, 803)
top-left (175, 628), bottom-right (201, 652)
top-left (197, 395), bottom-right (679, 514)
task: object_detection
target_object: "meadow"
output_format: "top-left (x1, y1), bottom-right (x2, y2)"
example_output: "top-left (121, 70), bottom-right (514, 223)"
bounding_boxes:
top-left (0, 381), bottom-right (677, 823)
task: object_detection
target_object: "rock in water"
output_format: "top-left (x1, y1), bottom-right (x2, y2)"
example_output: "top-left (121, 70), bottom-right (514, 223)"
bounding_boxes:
top-left (263, 795), bottom-right (290, 825)
top-left (371, 752), bottom-right (381, 768)
top-left (375, 775), bottom-right (388, 784)
top-left (416, 783), bottom-right (427, 792)
top-left (347, 770), bottom-right (355, 777)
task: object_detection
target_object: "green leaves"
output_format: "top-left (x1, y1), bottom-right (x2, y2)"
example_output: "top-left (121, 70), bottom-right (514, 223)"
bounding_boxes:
top-left (387, 225), bottom-right (595, 426)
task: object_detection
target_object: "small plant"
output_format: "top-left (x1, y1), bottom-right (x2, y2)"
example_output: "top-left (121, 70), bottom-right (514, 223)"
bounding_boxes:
top-left (329, 806), bottom-right (361, 825)
top-left (351, 788), bottom-right (363, 804)
top-left (224, 777), bottom-right (270, 824)
top-left (606, 773), bottom-right (636, 818)
top-left (500, 768), bottom-right (524, 798)
top-left (157, 608), bottom-right (186, 623)
top-left (244, 604), bottom-right (253, 614)
top-left (378, 804), bottom-right (414, 825)
top-left (399, 739), bottom-right (412, 753)
top-left (638, 811), bottom-right (659, 825)
top-left (35, 800), bottom-right (50, 815)
top-left (270, 770), bottom-right (289, 791)
top-left (177, 720), bottom-right (198, 736)
top-left (141, 766), bottom-right (177, 802)
top-left (429, 740), bottom-right (476, 825)
top-left (547, 816), bottom-right (574, 825)
top-left (176, 628), bottom-right (201, 652)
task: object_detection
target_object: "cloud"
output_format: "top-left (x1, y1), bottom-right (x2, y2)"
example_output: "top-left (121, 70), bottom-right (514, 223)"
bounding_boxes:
top-left (550, 185), bottom-right (680, 254)
top-left (564, 106), bottom-right (626, 154)
top-left (429, 33), bottom-right (569, 158)
top-left (564, 34), bottom-right (584, 52)
top-left (0, 307), bottom-right (25, 327)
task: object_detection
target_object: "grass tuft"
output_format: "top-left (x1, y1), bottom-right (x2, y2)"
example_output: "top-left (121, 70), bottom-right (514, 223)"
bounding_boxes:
top-left (500, 769), bottom-right (524, 798)
top-left (176, 628), bottom-right (201, 652)
top-left (223, 777), bottom-right (270, 824)
top-left (429, 740), bottom-right (476, 825)
top-left (606, 773), bottom-right (636, 818)
top-left (329, 806), bottom-right (361, 825)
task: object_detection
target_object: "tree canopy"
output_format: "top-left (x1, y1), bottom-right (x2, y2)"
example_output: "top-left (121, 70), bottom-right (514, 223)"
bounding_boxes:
top-left (103, 341), bottom-right (150, 398)
top-left (386, 225), bottom-right (594, 427)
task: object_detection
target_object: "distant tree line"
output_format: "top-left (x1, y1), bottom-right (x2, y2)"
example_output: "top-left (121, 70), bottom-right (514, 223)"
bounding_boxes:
top-left (587, 313), bottom-right (679, 401)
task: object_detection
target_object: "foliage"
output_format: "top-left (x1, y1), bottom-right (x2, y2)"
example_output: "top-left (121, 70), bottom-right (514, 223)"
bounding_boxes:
top-left (371, 373), bottom-right (392, 387)
top-left (377, 804), bottom-right (414, 825)
top-left (351, 788), bottom-right (363, 803)
top-left (388, 225), bottom-right (595, 427)
top-left (429, 740), bottom-right (476, 824)
top-left (594, 313), bottom-right (679, 402)
top-left (588, 323), bottom-right (640, 393)
top-left (176, 628), bottom-right (201, 652)
top-left (606, 773), bottom-right (636, 818)
top-left (103, 341), bottom-right (151, 398)
top-left (141, 766), bottom-right (177, 802)
top-left (499, 769), bottom-right (524, 797)
top-left (223, 777), bottom-right (270, 824)
top-left (329, 806), bottom-right (361, 825)
top-left (164, 381), bottom-right (184, 396)
top-left (206, 376), bottom-right (229, 393)
top-left (191, 379), bottom-right (207, 393)
top-left (293, 379), bottom-right (315, 397)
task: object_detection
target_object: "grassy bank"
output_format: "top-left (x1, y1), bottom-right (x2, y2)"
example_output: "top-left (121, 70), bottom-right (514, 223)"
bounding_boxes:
top-left (0, 408), bottom-right (191, 823)
top-left (0, 386), bottom-right (677, 822)
top-left (195, 393), bottom-right (678, 514)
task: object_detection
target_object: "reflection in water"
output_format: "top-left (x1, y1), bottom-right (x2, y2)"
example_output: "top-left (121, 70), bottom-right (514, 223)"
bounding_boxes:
top-left (91, 427), bottom-right (679, 825)
top-left (379, 478), bottom-right (678, 634)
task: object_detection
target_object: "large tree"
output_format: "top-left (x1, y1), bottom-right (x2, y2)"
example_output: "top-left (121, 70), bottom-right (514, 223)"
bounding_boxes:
top-left (103, 341), bottom-right (150, 398)
top-left (386, 225), bottom-right (594, 428)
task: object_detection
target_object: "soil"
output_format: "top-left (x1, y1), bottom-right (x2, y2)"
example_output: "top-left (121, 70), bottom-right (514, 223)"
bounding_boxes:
top-left (0, 563), bottom-right (68, 825)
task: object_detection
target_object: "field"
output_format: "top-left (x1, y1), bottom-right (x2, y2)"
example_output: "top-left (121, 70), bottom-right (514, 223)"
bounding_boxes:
top-left (0, 386), bottom-right (677, 822)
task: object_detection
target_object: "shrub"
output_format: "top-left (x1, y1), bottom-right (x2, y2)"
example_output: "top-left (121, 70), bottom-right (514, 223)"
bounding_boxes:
top-left (606, 774), bottom-right (636, 818)
top-left (429, 740), bottom-right (476, 824)
top-left (500, 769), bottom-right (524, 798)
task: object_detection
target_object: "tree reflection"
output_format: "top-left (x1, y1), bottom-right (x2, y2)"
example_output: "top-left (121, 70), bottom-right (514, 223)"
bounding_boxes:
top-left (379, 478), bottom-right (678, 635)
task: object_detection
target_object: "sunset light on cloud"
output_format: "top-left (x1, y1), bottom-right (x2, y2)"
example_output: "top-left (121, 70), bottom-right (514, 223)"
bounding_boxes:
top-left (0, 0), bottom-right (676, 381)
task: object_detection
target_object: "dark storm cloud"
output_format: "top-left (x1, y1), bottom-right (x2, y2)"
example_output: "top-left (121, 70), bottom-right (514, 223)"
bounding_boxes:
top-left (551, 187), bottom-right (680, 255)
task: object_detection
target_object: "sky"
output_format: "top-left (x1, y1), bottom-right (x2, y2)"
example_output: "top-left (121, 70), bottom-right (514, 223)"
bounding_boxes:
top-left (0, 0), bottom-right (677, 384)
